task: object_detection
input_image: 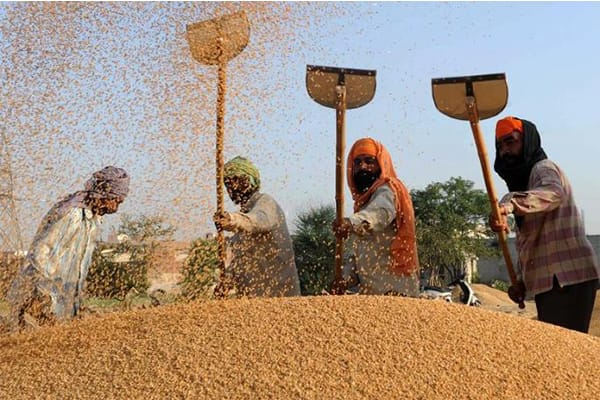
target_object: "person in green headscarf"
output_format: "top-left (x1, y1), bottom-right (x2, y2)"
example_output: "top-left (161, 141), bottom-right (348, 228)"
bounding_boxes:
top-left (213, 156), bottom-right (301, 298)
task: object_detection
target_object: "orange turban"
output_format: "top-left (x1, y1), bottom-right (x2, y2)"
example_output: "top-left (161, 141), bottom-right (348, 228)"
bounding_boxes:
top-left (496, 116), bottom-right (523, 139)
top-left (347, 138), bottom-right (419, 276)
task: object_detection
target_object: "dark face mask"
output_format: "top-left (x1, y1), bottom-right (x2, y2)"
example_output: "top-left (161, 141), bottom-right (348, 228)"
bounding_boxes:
top-left (354, 171), bottom-right (379, 193)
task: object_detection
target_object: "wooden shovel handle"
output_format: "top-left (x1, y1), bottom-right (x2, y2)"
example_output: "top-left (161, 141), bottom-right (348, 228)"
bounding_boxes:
top-left (215, 62), bottom-right (227, 297)
top-left (466, 97), bottom-right (524, 309)
top-left (333, 85), bottom-right (347, 293)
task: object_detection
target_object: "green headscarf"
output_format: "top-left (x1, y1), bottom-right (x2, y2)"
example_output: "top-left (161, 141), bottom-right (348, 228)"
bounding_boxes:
top-left (224, 156), bottom-right (261, 190)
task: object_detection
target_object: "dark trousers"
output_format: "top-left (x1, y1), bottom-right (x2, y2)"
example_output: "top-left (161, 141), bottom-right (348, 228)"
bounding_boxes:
top-left (535, 276), bottom-right (598, 333)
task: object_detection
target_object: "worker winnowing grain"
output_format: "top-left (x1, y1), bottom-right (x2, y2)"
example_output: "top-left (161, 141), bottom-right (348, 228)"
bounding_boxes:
top-left (490, 116), bottom-right (600, 333)
top-left (333, 138), bottom-right (420, 296)
top-left (212, 156), bottom-right (301, 298)
top-left (4, 166), bottom-right (130, 331)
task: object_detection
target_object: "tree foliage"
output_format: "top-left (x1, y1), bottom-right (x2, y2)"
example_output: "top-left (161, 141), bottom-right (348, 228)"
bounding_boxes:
top-left (411, 177), bottom-right (498, 285)
top-left (292, 205), bottom-right (336, 295)
top-left (87, 214), bottom-right (175, 298)
top-left (179, 237), bottom-right (220, 300)
top-left (117, 214), bottom-right (176, 244)
top-left (87, 242), bottom-right (150, 298)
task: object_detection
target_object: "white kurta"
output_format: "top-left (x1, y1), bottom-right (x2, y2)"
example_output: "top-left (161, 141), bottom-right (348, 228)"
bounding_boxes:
top-left (226, 192), bottom-right (301, 297)
top-left (345, 184), bottom-right (420, 296)
top-left (7, 206), bottom-right (101, 322)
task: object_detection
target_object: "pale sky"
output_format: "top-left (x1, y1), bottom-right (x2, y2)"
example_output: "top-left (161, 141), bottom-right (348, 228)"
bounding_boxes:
top-left (2, 2), bottom-right (599, 246)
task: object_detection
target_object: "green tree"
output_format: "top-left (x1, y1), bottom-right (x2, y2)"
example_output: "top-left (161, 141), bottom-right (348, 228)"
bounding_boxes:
top-left (179, 237), bottom-right (219, 300)
top-left (87, 214), bottom-right (175, 298)
top-left (411, 177), bottom-right (498, 285)
top-left (292, 205), bottom-right (336, 295)
top-left (116, 214), bottom-right (176, 244)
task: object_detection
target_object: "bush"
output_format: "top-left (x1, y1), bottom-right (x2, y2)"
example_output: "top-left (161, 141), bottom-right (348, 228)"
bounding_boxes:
top-left (0, 253), bottom-right (24, 299)
top-left (86, 213), bottom-right (175, 299)
top-left (86, 242), bottom-right (150, 298)
top-left (179, 238), bottom-right (220, 300)
top-left (490, 279), bottom-right (509, 292)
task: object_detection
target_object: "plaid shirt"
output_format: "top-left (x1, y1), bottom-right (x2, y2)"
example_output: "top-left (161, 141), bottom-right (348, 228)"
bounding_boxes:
top-left (501, 159), bottom-right (599, 298)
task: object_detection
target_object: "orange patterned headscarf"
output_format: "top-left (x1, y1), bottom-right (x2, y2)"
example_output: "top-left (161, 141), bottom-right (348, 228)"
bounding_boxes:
top-left (347, 138), bottom-right (419, 276)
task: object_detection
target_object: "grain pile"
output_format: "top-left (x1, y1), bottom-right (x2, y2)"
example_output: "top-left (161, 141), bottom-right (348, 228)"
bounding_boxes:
top-left (2, 296), bottom-right (600, 399)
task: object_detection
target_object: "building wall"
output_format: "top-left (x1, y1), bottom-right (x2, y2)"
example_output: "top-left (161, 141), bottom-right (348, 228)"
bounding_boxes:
top-left (476, 235), bottom-right (600, 283)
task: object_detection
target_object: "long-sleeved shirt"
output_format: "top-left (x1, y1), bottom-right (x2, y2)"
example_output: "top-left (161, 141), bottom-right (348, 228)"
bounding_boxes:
top-left (501, 159), bottom-right (599, 297)
top-left (226, 192), bottom-right (301, 297)
top-left (9, 205), bottom-right (101, 320)
top-left (345, 184), bottom-right (420, 296)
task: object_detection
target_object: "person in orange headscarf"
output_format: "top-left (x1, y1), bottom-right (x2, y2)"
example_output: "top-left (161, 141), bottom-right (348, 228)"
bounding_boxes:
top-left (332, 137), bottom-right (420, 296)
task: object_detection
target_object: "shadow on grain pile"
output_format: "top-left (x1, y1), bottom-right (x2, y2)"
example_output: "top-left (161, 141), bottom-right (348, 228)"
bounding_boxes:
top-left (1, 296), bottom-right (600, 399)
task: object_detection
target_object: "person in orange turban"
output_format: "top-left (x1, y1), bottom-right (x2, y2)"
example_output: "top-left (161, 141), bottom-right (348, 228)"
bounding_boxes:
top-left (491, 116), bottom-right (599, 333)
top-left (332, 137), bottom-right (420, 296)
